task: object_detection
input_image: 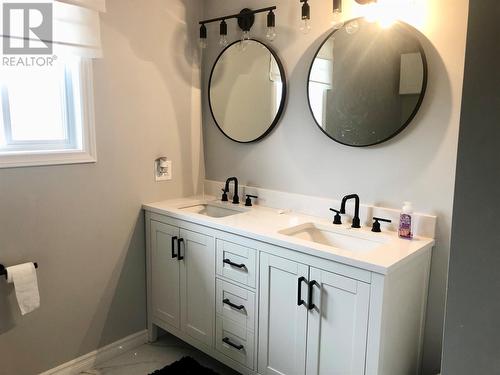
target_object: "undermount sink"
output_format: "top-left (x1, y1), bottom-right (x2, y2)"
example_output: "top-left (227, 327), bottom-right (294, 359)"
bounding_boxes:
top-left (179, 202), bottom-right (247, 218)
top-left (279, 223), bottom-right (387, 253)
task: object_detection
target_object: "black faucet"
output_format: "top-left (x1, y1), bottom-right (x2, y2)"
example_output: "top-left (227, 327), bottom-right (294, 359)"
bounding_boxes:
top-left (340, 194), bottom-right (361, 228)
top-left (223, 177), bottom-right (239, 204)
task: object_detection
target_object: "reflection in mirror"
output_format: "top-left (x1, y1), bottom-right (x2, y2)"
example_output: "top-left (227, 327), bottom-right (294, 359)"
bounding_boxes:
top-left (308, 19), bottom-right (427, 147)
top-left (209, 40), bottom-right (286, 143)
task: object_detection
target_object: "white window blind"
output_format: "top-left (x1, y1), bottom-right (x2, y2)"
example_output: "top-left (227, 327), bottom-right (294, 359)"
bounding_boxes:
top-left (1, 0), bottom-right (106, 58)
top-left (0, 0), bottom-right (104, 168)
top-left (53, 0), bottom-right (106, 58)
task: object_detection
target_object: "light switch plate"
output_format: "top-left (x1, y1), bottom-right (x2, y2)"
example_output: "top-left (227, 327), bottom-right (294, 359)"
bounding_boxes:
top-left (155, 160), bottom-right (172, 181)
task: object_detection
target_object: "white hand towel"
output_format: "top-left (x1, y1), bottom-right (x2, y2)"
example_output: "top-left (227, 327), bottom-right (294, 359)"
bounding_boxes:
top-left (6, 263), bottom-right (40, 315)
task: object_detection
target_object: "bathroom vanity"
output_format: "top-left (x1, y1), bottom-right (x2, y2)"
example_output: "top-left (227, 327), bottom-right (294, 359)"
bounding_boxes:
top-left (143, 194), bottom-right (434, 375)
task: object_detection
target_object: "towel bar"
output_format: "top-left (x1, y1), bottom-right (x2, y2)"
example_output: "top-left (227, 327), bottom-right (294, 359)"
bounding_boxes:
top-left (0, 262), bottom-right (38, 279)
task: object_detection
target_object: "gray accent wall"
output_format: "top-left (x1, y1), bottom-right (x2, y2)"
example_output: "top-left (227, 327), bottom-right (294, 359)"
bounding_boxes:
top-left (202, 1), bottom-right (469, 372)
top-left (0, 1), bottom-right (203, 373)
top-left (442, 0), bottom-right (500, 373)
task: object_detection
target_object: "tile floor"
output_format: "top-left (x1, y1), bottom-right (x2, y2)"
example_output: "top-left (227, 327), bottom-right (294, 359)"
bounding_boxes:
top-left (81, 333), bottom-right (239, 375)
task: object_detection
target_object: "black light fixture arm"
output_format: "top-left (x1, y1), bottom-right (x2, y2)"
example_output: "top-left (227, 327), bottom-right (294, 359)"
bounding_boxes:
top-left (199, 6), bottom-right (277, 26)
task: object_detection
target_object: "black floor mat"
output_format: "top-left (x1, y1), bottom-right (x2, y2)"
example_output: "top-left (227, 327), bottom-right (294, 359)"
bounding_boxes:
top-left (149, 356), bottom-right (220, 375)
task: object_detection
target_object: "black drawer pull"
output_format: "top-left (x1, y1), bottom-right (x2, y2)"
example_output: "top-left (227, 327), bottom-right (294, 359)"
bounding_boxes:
top-left (297, 276), bottom-right (307, 307)
top-left (177, 238), bottom-right (184, 260)
top-left (222, 337), bottom-right (244, 351)
top-left (308, 280), bottom-right (319, 310)
top-left (223, 298), bottom-right (245, 311)
top-left (171, 236), bottom-right (178, 259)
top-left (223, 258), bottom-right (246, 269)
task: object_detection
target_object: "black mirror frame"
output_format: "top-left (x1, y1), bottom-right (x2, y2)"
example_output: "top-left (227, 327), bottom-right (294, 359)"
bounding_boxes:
top-left (306, 18), bottom-right (428, 147)
top-left (208, 39), bottom-right (287, 144)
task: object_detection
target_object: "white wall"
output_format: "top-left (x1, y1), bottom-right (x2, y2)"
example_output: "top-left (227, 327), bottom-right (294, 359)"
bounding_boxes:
top-left (0, 1), bottom-right (203, 373)
top-left (202, 1), bottom-right (469, 372)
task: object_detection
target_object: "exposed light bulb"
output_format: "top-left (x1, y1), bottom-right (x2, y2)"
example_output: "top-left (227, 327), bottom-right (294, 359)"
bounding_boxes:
top-left (332, 0), bottom-right (343, 29)
top-left (198, 38), bottom-right (207, 49)
top-left (266, 10), bottom-right (277, 42)
top-left (378, 15), bottom-right (396, 29)
top-left (300, 0), bottom-right (311, 34)
top-left (199, 24), bottom-right (207, 49)
top-left (219, 20), bottom-right (228, 47)
top-left (241, 30), bottom-right (250, 42)
top-left (219, 35), bottom-right (228, 47)
top-left (300, 19), bottom-right (311, 34)
top-left (331, 9), bottom-right (344, 29)
top-left (345, 20), bottom-right (359, 34)
top-left (364, 2), bottom-right (380, 23)
top-left (239, 30), bottom-right (250, 51)
top-left (374, 0), bottom-right (398, 29)
top-left (266, 26), bottom-right (277, 41)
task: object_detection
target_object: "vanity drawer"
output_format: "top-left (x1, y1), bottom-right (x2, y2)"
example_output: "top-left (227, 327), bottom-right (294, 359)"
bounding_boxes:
top-left (216, 316), bottom-right (255, 370)
top-left (216, 239), bottom-right (256, 288)
top-left (216, 279), bottom-right (255, 331)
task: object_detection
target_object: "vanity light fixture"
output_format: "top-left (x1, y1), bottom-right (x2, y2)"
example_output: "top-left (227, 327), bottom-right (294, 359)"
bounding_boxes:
top-left (300, 0), bottom-right (312, 34)
top-left (198, 6), bottom-right (278, 49)
top-left (238, 8), bottom-right (253, 49)
top-left (266, 10), bottom-right (277, 41)
top-left (364, 1), bottom-right (380, 23)
top-left (219, 20), bottom-right (228, 47)
top-left (199, 23), bottom-right (207, 49)
top-left (358, 0), bottom-right (400, 28)
top-left (332, 0), bottom-right (344, 29)
top-left (299, 0), bottom-right (382, 33)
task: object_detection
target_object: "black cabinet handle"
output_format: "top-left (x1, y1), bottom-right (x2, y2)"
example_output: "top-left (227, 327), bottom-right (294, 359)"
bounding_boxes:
top-left (308, 280), bottom-right (319, 310)
top-left (223, 258), bottom-right (246, 269)
top-left (222, 337), bottom-right (244, 351)
top-left (177, 238), bottom-right (184, 260)
top-left (297, 276), bottom-right (307, 307)
top-left (171, 236), bottom-right (178, 259)
top-left (223, 298), bottom-right (245, 311)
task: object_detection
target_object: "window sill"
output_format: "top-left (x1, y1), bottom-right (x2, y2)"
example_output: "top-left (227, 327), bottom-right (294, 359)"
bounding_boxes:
top-left (0, 150), bottom-right (97, 168)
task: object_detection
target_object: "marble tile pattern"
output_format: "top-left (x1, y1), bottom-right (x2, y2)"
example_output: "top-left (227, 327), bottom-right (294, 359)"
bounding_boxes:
top-left (81, 334), bottom-right (239, 375)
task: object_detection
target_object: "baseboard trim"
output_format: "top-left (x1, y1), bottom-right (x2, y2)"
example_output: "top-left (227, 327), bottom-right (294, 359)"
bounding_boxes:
top-left (40, 330), bottom-right (148, 375)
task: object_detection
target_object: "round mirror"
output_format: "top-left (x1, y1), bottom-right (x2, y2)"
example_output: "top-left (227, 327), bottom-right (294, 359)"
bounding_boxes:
top-left (307, 19), bottom-right (427, 147)
top-left (209, 40), bottom-right (286, 143)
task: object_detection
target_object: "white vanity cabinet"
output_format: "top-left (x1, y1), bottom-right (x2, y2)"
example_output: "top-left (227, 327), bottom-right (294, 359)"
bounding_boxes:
top-left (149, 220), bottom-right (181, 329)
top-left (147, 214), bottom-right (215, 349)
top-left (258, 253), bottom-right (370, 375)
top-left (145, 208), bottom-right (432, 375)
top-left (305, 267), bottom-right (370, 375)
top-left (257, 253), bottom-right (309, 375)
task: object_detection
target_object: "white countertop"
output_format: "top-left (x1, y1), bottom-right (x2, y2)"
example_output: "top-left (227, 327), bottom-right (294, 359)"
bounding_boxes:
top-left (143, 196), bottom-right (435, 275)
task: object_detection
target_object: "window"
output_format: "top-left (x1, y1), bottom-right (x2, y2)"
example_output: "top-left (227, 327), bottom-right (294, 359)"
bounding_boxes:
top-left (0, 57), bottom-right (96, 168)
top-left (0, 0), bottom-right (106, 168)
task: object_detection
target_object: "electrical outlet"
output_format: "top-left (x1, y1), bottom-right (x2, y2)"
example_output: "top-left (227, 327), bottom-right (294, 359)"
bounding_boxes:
top-left (154, 159), bottom-right (172, 181)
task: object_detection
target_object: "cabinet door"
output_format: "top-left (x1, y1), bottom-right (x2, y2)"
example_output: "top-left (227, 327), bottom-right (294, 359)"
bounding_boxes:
top-left (258, 253), bottom-right (309, 375)
top-left (306, 267), bottom-right (370, 375)
top-left (179, 228), bottom-right (215, 347)
top-left (150, 220), bottom-right (181, 329)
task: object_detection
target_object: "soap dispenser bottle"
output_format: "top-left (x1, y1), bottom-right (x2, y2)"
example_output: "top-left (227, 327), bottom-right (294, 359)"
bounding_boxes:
top-left (399, 201), bottom-right (413, 239)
